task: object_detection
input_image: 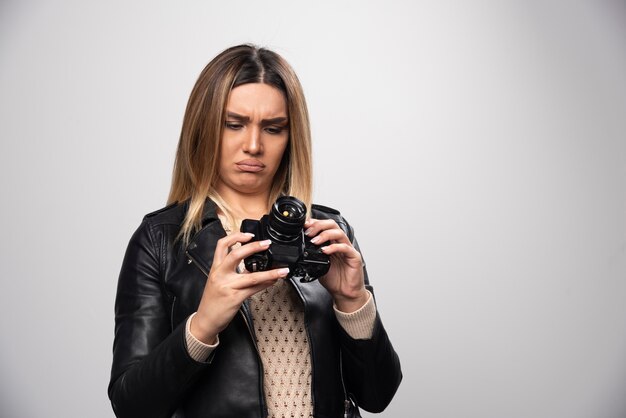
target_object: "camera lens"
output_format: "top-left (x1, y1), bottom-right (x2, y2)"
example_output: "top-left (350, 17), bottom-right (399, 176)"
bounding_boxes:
top-left (268, 196), bottom-right (306, 242)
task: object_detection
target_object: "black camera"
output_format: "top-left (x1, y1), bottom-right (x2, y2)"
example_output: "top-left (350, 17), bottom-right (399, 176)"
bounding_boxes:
top-left (240, 196), bottom-right (330, 282)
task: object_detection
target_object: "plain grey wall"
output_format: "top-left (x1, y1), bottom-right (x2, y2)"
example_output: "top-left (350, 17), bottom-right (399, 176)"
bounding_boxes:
top-left (1, 1), bottom-right (625, 417)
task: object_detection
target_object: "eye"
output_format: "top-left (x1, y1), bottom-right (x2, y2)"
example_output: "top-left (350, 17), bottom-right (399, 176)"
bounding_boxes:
top-left (225, 121), bottom-right (243, 130)
top-left (265, 126), bottom-right (286, 135)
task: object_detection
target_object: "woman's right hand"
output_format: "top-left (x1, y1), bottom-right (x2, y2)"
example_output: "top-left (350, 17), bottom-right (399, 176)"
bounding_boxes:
top-left (189, 232), bottom-right (289, 344)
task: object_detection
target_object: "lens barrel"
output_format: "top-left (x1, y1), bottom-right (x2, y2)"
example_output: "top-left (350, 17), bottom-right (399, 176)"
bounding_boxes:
top-left (267, 196), bottom-right (306, 242)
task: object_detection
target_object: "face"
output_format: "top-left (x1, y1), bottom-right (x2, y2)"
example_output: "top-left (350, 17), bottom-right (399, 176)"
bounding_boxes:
top-left (216, 83), bottom-right (289, 198)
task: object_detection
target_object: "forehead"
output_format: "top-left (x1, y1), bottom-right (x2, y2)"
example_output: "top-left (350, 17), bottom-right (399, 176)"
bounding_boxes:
top-left (226, 83), bottom-right (287, 117)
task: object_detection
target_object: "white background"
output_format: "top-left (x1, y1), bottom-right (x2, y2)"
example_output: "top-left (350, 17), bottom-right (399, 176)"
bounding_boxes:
top-left (1, 1), bottom-right (625, 417)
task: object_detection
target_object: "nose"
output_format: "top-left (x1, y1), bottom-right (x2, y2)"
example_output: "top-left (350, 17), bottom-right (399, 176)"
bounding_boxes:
top-left (242, 126), bottom-right (262, 155)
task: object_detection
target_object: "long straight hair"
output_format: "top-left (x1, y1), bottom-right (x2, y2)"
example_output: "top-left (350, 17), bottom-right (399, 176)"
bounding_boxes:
top-left (167, 45), bottom-right (313, 244)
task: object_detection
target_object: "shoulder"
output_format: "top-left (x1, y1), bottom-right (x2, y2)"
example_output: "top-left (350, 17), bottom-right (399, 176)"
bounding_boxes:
top-left (142, 201), bottom-right (187, 227)
top-left (130, 201), bottom-right (188, 249)
top-left (311, 203), bottom-right (342, 221)
top-left (311, 203), bottom-right (353, 240)
top-left (124, 201), bottom-right (188, 261)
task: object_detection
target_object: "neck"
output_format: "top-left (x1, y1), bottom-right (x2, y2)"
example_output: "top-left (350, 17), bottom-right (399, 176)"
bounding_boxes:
top-left (214, 186), bottom-right (271, 220)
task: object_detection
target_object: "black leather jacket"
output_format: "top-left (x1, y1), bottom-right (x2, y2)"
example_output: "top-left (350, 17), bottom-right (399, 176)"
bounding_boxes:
top-left (108, 199), bottom-right (402, 418)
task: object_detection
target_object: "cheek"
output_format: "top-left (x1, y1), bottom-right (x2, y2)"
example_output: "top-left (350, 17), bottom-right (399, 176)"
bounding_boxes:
top-left (218, 138), bottom-right (237, 163)
top-left (269, 140), bottom-right (288, 165)
top-left (275, 135), bottom-right (289, 154)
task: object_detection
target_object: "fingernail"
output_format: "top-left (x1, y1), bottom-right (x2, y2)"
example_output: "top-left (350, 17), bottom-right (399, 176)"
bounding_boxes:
top-left (244, 232), bottom-right (255, 237)
top-left (259, 239), bottom-right (272, 247)
top-left (304, 228), bottom-right (313, 236)
top-left (278, 268), bottom-right (290, 277)
top-left (310, 236), bottom-right (320, 244)
top-left (321, 246), bottom-right (329, 252)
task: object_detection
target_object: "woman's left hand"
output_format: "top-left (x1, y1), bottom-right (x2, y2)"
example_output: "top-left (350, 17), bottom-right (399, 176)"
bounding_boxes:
top-left (304, 218), bottom-right (369, 313)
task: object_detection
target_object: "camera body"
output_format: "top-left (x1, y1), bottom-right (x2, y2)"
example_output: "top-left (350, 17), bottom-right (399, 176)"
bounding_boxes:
top-left (240, 196), bottom-right (330, 282)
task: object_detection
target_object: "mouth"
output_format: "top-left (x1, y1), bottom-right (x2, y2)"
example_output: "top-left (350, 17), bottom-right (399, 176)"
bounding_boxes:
top-left (236, 159), bottom-right (265, 173)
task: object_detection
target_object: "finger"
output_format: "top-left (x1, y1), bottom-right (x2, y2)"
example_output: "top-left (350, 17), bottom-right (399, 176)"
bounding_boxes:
top-left (321, 243), bottom-right (363, 264)
top-left (309, 228), bottom-right (350, 246)
top-left (222, 239), bottom-right (272, 270)
top-left (214, 232), bottom-right (255, 265)
top-left (239, 279), bottom-right (280, 299)
top-left (304, 219), bottom-right (340, 237)
top-left (230, 267), bottom-right (291, 290)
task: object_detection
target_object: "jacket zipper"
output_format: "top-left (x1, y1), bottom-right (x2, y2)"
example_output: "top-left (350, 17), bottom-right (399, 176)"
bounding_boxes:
top-left (339, 350), bottom-right (351, 418)
top-left (186, 252), bottom-right (267, 418)
top-left (288, 278), bottom-right (316, 416)
top-left (185, 251), bottom-right (208, 276)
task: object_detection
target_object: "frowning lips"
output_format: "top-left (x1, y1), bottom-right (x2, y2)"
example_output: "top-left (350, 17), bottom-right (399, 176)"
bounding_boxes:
top-left (236, 159), bottom-right (265, 172)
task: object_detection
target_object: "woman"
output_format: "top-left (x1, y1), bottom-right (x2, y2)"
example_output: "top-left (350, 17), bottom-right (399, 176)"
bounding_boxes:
top-left (109, 44), bottom-right (402, 418)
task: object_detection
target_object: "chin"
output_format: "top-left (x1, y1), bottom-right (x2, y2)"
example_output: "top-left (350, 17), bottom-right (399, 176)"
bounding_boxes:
top-left (234, 183), bottom-right (267, 195)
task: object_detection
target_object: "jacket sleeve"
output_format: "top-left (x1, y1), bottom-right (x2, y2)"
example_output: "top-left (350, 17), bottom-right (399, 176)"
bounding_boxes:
top-left (338, 220), bottom-right (403, 413)
top-left (108, 219), bottom-right (210, 418)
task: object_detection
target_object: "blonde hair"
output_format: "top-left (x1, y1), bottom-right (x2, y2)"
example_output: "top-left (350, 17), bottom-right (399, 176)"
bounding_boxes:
top-left (167, 45), bottom-right (313, 244)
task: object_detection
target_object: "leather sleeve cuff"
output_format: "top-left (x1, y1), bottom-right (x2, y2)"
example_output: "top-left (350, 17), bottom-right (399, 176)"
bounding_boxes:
top-left (334, 290), bottom-right (376, 340)
top-left (185, 312), bottom-right (219, 363)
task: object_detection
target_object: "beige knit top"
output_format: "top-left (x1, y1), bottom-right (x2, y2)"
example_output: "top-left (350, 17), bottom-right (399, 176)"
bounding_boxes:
top-left (184, 216), bottom-right (377, 418)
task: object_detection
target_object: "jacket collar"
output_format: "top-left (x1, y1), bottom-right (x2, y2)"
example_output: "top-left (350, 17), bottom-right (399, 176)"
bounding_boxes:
top-left (200, 197), bottom-right (220, 226)
top-left (178, 196), bottom-right (221, 227)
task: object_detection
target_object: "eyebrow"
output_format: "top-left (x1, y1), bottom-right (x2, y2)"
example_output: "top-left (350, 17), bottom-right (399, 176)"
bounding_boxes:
top-left (226, 111), bottom-right (288, 125)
